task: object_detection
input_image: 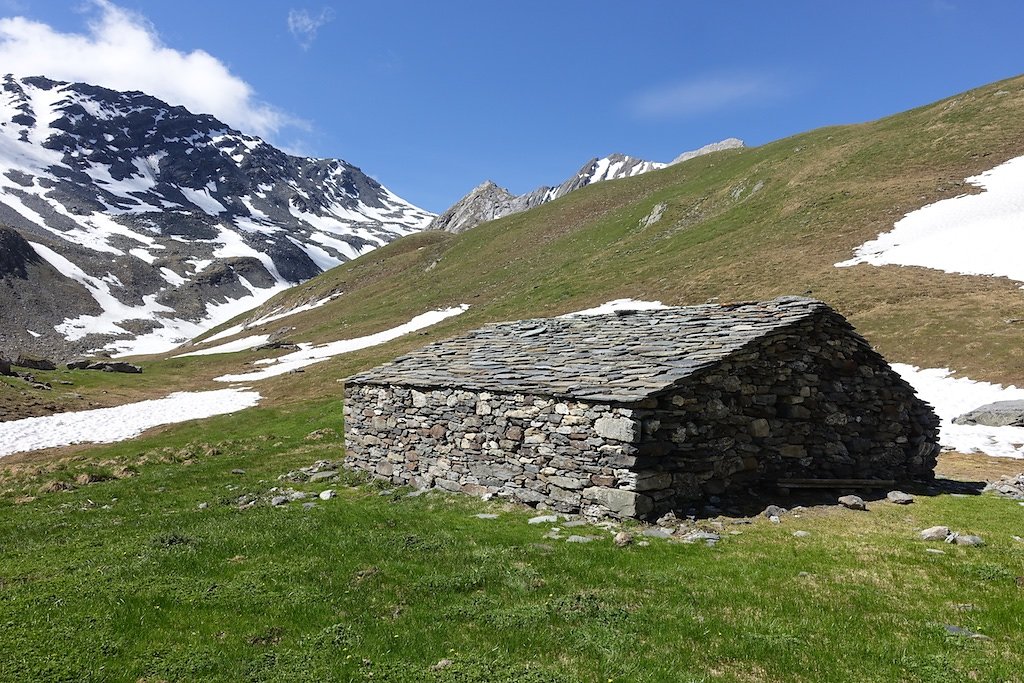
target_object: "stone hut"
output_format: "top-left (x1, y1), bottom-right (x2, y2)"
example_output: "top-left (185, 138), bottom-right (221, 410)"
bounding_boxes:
top-left (343, 297), bottom-right (939, 519)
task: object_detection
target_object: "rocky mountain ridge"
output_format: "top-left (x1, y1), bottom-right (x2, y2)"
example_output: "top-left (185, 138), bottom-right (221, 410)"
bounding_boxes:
top-left (429, 139), bottom-right (743, 234)
top-left (0, 75), bottom-right (434, 359)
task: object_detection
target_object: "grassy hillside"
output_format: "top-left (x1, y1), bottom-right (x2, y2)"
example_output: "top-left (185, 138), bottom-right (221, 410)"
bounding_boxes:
top-left (156, 73), bottom-right (1024, 413)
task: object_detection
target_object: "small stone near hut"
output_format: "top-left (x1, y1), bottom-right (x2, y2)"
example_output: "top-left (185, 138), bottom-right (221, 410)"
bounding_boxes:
top-left (528, 514), bottom-right (559, 525)
top-left (920, 526), bottom-right (951, 541)
top-left (886, 490), bottom-right (914, 504)
top-left (838, 495), bottom-right (867, 510)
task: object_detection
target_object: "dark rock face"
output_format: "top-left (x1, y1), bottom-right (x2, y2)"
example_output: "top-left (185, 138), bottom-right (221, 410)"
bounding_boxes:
top-left (0, 227), bottom-right (41, 279)
top-left (0, 356), bottom-right (11, 375)
top-left (0, 74), bottom-right (434, 358)
top-left (14, 355), bottom-right (56, 371)
top-left (67, 359), bottom-right (141, 373)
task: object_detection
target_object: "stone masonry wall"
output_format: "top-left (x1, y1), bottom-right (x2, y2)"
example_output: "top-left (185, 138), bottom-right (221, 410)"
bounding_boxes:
top-left (619, 312), bottom-right (939, 516)
top-left (343, 387), bottom-right (657, 517)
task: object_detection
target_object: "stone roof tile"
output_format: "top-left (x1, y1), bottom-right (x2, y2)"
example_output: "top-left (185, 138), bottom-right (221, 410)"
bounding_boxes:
top-left (346, 296), bottom-right (832, 400)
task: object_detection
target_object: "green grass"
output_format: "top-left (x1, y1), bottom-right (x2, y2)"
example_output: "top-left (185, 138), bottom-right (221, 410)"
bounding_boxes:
top-left (1, 405), bottom-right (1022, 682)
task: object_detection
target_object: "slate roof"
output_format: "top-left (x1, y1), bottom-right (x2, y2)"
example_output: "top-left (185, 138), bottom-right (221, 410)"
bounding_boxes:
top-left (346, 296), bottom-right (833, 402)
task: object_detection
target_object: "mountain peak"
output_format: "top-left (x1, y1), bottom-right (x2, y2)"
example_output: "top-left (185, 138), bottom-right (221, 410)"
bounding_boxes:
top-left (0, 74), bottom-right (434, 359)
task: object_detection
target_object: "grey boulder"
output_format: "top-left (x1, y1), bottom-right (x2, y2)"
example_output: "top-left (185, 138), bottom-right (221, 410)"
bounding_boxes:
top-left (953, 400), bottom-right (1024, 427)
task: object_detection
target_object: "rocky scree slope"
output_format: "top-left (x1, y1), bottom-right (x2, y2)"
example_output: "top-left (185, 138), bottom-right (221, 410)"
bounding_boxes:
top-left (429, 139), bottom-right (743, 234)
top-left (0, 75), bottom-right (433, 360)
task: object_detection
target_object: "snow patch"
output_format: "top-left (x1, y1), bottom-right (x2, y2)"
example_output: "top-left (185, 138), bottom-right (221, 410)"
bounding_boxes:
top-left (214, 305), bottom-right (469, 382)
top-left (563, 299), bottom-right (672, 317)
top-left (0, 388), bottom-right (262, 458)
top-left (837, 155), bottom-right (1024, 283)
top-left (892, 363), bottom-right (1024, 459)
top-left (180, 186), bottom-right (227, 215)
top-left (200, 292), bottom-right (344, 344)
top-left (175, 334), bottom-right (271, 357)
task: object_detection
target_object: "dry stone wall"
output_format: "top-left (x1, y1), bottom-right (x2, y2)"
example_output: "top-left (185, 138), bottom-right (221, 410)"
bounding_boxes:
top-left (344, 387), bottom-right (658, 517)
top-left (626, 318), bottom-right (940, 514)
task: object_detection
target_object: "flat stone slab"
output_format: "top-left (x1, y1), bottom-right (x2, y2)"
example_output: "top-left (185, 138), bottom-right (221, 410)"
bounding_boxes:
top-left (953, 400), bottom-right (1024, 427)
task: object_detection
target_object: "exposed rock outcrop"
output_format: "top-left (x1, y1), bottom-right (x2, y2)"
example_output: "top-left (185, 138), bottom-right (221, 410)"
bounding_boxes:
top-left (429, 140), bottom-right (744, 234)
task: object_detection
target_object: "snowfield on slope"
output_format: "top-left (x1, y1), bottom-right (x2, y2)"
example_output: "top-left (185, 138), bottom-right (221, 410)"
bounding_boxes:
top-left (0, 388), bottom-right (261, 459)
top-left (836, 154), bottom-right (1024, 282)
top-left (892, 364), bottom-right (1024, 459)
top-left (214, 305), bottom-right (470, 382)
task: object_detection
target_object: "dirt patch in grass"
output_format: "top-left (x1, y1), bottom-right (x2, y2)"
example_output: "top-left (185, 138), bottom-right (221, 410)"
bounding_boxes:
top-left (935, 451), bottom-right (1024, 482)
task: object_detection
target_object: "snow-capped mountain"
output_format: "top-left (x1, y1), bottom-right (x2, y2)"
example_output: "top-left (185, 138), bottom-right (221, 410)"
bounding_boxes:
top-left (0, 75), bottom-right (434, 358)
top-left (429, 140), bottom-right (744, 234)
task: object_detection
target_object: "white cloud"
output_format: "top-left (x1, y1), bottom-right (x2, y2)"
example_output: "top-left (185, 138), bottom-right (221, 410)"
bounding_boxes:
top-left (0, 0), bottom-right (301, 140)
top-left (287, 7), bottom-right (334, 50)
top-left (628, 71), bottom-right (790, 120)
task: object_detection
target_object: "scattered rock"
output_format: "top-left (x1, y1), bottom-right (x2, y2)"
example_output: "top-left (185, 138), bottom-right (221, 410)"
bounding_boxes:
top-left (942, 624), bottom-right (991, 640)
top-left (270, 496), bottom-right (288, 506)
top-left (762, 504), bottom-right (787, 518)
top-left (792, 530), bottom-right (811, 538)
top-left (886, 490), bottom-right (914, 505)
top-left (925, 548), bottom-right (945, 555)
top-left (952, 534), bottom-right (984, 547)
top-left (319, 489), bottom-right (336, 500)
top-left (197, 502), bottom-right (209, 510)
top-left (15, 354), bottom-right (56, 371)
top-left (302, 502), bottom-right (317, 510)
top-left (0, 357), bottom-right (12, 376)
top-left (475, 513), bottom-right (499, 520)
top-left (642, 527), bottom-right (673, 539)
top-left (287, 491), bottom-right (307, 502)
top-left (655, 511), bottom-right (679, 526)
top-left (231, 469), bottom-right (246, 475)
top-left (308, 471), bottom-right (338, 482)
top-left (305, 428), bottom-right (338, 441)
top-left (920, 526), bottom-right (951, 541)
top-left (982, 472), bottom-right (1024, 499)
top-left (528, 514), bottom-right (559, 525)
top-left (67, 359), bottom-right (141, 373)
top-left (679, 530), bottom-right (720, 546)
top-left (431, 659), bottom-right (453, 672)
top-left (613, 531), bottom-right (633, 547)
top-left (565, 535), bottom-right (597, 543)
top-left (838, 495), bottom-right (866, 511)
top-left (562, 519), bottom-right (588, 528)
top-left (953, 400), bottom-right (1024, 427)
top-left (769, 515), bottom-right (781, 524)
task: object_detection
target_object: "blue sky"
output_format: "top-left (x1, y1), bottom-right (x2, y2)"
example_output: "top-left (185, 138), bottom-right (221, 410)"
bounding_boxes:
top-left (1, 1), bottom-right (1023, 212)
